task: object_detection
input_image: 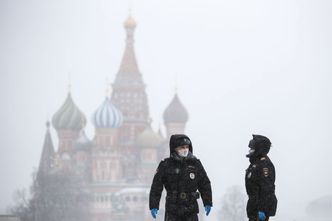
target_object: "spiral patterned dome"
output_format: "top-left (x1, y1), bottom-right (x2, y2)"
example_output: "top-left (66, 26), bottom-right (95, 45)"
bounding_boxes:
top-left (163, 94), bottom-right (189, 124)
top-left (52, 93), bottom-right (86, 131)
top-left (92, 97), bottom-right (123, 128)
top-left (136, 127), bottom-right (163, 148)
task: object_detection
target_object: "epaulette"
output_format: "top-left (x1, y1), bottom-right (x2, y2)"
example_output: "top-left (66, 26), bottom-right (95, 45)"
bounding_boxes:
top-left (161, 158), bottom-right (170, 165)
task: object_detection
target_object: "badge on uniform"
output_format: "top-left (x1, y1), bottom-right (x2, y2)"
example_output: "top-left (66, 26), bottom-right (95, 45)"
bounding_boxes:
top-left (183, 138), bottom-right (191, 145)
top-left (247, 172), bottom-right (252, 178)
top-left (190, 173), bottom-right (195, 179)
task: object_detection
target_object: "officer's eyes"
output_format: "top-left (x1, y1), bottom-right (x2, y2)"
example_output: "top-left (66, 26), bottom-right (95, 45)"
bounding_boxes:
top-left (177, 146), bottom-right (189, 150)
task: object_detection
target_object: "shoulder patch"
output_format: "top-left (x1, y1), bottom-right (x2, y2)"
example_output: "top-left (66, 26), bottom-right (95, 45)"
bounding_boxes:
top-left (158, 159), bottom-right (169, 169)
top-left (161, 158), bottom-right (170, 164)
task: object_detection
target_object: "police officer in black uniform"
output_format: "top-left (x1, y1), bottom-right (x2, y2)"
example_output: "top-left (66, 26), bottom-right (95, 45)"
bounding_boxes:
top-left (245, 135), bottom-right (278, 221)
top-left (149, 134), bottom-right (212, 221)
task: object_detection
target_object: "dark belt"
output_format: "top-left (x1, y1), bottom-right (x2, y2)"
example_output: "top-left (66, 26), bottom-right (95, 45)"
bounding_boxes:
top-left (167, 191), bottom-right (200, 200)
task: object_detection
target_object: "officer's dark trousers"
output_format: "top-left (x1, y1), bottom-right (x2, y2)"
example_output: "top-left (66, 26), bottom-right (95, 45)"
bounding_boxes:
top-left (248, 216), bottom-right (269, 221)
top-left (165, 213), bottom-right (198, 221)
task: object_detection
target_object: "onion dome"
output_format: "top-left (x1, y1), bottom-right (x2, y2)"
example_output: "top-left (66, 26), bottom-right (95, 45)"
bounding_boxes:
top-left (74, 130), bottom-right (92, 150)
top-left (136, 127), bottom-right (163, 148)
top-left (124, 14), bottom-right (137, 29)
top-left (52, 93), bottom-right (86, 131)
top-left (92, 97), bottom-right (123, 128)
top-left (163, 94), bottom-right (189, 124)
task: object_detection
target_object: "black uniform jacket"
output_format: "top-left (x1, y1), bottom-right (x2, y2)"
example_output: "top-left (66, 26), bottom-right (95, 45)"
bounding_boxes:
top-left (149, 152), bottom-right (212, 215)
top-left (245, 156), bottom-right (277, 218)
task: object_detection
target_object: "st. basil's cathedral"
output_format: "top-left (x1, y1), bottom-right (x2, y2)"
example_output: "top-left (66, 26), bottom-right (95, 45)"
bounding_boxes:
top-left (37, 15), bottom-right (189, 221)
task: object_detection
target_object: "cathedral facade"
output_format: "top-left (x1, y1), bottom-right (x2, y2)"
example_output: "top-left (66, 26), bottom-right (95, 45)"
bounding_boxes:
top-left (37, 15), bottom-right (189, 221)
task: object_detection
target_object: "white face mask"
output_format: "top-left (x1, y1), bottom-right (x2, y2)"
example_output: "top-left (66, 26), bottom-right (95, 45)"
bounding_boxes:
top-left (248, 149), bottom-right (255, 155)
top-left (177, 148), bottom-right (189, 157)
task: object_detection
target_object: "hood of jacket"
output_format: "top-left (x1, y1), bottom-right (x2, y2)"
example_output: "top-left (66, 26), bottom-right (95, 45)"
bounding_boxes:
top-left (169, 134), bottom-right (193, 155)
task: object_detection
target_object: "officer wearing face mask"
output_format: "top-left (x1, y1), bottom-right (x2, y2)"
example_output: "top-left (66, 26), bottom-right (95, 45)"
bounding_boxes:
top-left (149, 134), bottom-right (212, 221)
top-left (245, 135), bottom-right (278, 221)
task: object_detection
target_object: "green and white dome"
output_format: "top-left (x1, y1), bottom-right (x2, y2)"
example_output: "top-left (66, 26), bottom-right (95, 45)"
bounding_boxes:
top-left (52, 93), bottom-right (86, 131)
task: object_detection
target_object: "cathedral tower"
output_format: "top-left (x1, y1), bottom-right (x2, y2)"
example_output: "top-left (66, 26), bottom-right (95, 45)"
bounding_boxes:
top-left (37, 121), bottom-right (55, 177)
top-left (136, 126), bottom-right (163, 183)
top-left (163, 93), bottom-right (189, 138)
top-left (92, 96), bottom-right (123, 183)
top-left (111, 15), bottom-right (150, 146)
top-left (52, 92), bottom-right (86, 172)
top-left (52, 93), bottom-right (86, 153)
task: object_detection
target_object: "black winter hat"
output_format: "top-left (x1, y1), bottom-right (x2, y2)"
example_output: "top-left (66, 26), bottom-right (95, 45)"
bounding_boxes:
top-left (169, 134), bottom-right (193, 154)
top-left (247, 134), bottom-right (272, 157)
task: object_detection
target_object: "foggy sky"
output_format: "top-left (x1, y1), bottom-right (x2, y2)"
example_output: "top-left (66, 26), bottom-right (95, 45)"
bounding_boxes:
top-left (0, 0), bottom-right (331, 220)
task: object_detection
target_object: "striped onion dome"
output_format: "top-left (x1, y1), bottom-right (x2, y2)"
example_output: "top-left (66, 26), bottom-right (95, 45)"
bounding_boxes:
top-left (92, 97), bottom-right (123, 128)
top-left (136, 127), bottom-right (163, 149)
top-left (52, 93), bottom-right (86, 131)
top-left (163, 94), bottom-right (189, 124)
